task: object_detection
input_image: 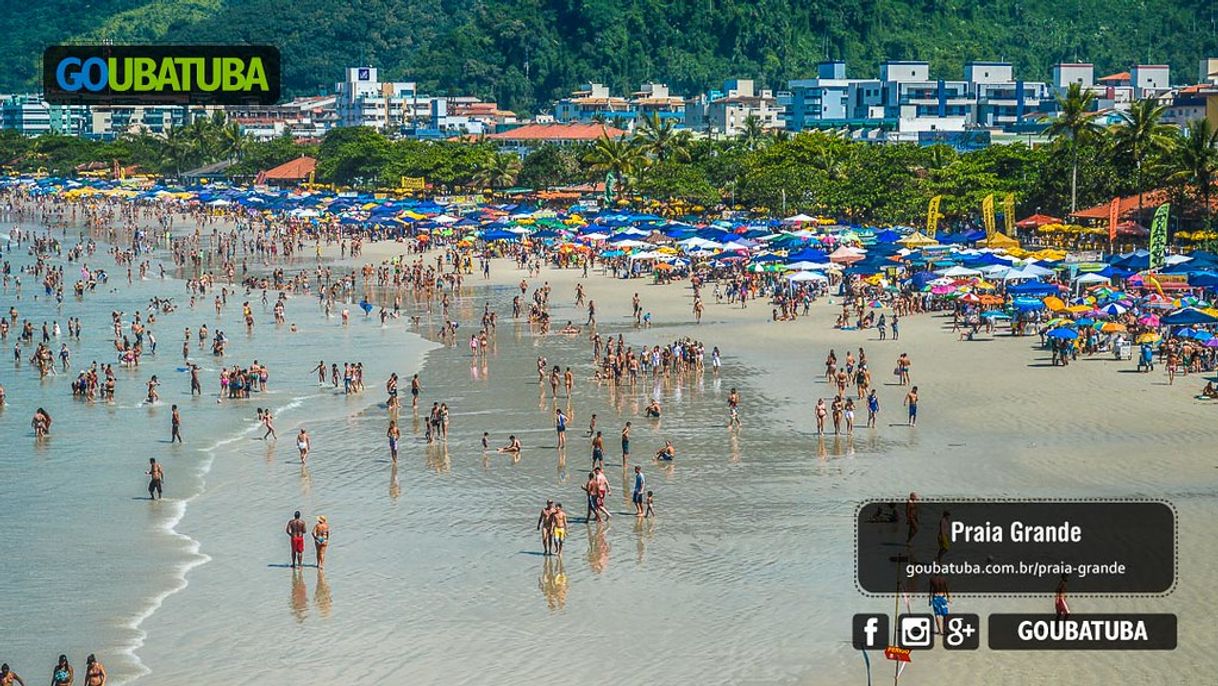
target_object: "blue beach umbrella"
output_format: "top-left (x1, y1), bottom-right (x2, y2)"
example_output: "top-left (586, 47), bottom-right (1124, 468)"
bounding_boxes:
top-left (1046, 327), bottom-right (1079, 340)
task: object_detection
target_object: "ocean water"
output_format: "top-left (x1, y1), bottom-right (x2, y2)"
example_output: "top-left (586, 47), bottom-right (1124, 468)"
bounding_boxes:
top-left (0, 220), bottom-right (434, 682)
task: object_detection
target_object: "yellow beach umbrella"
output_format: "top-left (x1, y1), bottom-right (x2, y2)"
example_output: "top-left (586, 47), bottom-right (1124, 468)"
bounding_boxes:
top-left (1043, 296), bottom-right (1066, 311)
top-left (1136, 332), bottom-right (1161, 343)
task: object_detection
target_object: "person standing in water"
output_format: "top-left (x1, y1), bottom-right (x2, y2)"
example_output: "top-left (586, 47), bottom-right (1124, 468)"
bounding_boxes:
top-left (387, 420), bottom-right (400, 461)
top-left (312, 515), bottom-right (330, 569)
top-left (146, 458), bottom-right (163, 500)
top-left (170, 404), bottom-right (182, 443)
top-left (286, 511), bottom-right (307, 569)
top-left (50, 655), bottom-right (72, 686)
top-left (83, 655), bottom-right (105, 686)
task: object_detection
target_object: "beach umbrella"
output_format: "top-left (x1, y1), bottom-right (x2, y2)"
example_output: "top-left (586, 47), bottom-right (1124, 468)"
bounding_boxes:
top-left (1046, 327), bottom-right (1079, 340)
top-left (1206, 338), bottom-right (1218, 348)
top-left (1075, 317), bottom-right (1095, 327)
top-left (981, 310), bottom-right (1012, 319)
top-left (1136, 332), bottom-right (1161, 343)
top-left (1137, 314), bottom-right (1160, 327)
top-left (1097, 303), bottom-right (1127, 317)
top-left (1100, 322), bottom-right (1127, 333)
top-left (1174, 327), bottom-right (1199, 338)
top-left (358, 300), bottom-right (373, 315)
top-left (1194, 331), bottom-right (1214, 342)
top-left (1162, 307), bottom-right (1218, 325)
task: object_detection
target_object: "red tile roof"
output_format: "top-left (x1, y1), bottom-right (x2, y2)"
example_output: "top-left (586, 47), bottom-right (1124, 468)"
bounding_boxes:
top-left (1072, 190), bottom-right (1168, 219)
top-left (1098, 71), bottom-right (1131, 82)
top-left (486, 123), bottom-right (627, 141)
top-left (257, 156), bottom-right (316, 182)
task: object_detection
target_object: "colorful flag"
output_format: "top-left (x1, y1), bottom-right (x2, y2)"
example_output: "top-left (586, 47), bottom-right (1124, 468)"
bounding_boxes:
top-left (1003, 193), bottom-right (1015, 236)
top-left (982, 194), bottom-right (996, 238)
top-left (1108, 198), bottom-right (1119, 244)
top-left (926, 195), bottom-right (942, 238)
top-left (1149, 203), bottom-right (1170, 270)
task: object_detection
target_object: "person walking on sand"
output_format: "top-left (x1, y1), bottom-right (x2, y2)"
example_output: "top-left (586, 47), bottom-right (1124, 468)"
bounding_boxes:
top-left (296, 428), bottom-right (311, 463)
top-left (867, 389), bottom-right (880, 428)
top-left (312, 515), bottom-right (330, 569)
top-left (552, 504), bottom-right (568, 555)
top-left (555, 408), bottom-right (568, 449)
top-left (146, 458), bottom-right (163, 500)
top-left (815, 398), bottom-right (827, 435)
top-left (904, 386), bottom-right (919, 426)
top-left (727, 387), bottom-right (741, 429)
top-left (286, 510), bottom-right (307, 568)
top-left (537, 500), bottom-right (556, 555)
top-left (632, 465), bottom-right (646, 516)
top-left (621, 421), bottom-right (632, 463)
top-left (591, 430), bottom-right (604, 468)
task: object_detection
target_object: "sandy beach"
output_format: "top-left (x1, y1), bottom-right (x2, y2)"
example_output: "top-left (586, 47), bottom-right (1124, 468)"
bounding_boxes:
top-left (4, 207), bottom-right (1216, 685)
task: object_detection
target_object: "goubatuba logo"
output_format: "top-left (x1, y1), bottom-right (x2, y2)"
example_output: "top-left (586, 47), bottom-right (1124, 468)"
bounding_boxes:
top-left (44, 45), bottom-right (280, 105)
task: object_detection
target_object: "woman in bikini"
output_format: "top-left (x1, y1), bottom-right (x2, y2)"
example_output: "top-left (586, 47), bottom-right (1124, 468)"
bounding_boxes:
top-left (313, 515), bottom-right (330, 569)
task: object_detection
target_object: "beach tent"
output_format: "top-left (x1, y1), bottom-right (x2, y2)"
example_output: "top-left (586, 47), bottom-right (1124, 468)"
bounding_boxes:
top-left (783, 213), bottom-right (816, 224)
top-left (1007, 281), bottom-right (1061, 296)
top-left (874, 229), bottom-right (902, 243)
top-left (786, 271), bottom-right (829, 282)
top-left (1072, 273), bottom-right (1111, 285)
top-left (897, 231), bottom-right (938, 247)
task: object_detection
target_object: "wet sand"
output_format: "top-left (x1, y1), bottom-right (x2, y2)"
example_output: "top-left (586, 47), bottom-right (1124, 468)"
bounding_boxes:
top-left (135, 237), bottom-right (1218, 685)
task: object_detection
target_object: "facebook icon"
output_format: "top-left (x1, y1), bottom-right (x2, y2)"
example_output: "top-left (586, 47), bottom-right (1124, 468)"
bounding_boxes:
top-left (852, 614), bottom-right (889, 650)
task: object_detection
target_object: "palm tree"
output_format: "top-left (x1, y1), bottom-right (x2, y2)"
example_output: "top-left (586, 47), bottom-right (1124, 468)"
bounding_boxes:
top-left (1042, 83), bottom-right (1099, 214)
top-left (217, 120), bottom-right (248, 161)
top-left (737, 114), bottom-right (767, 151)
top-left (1111, 98), bottom-right (1174, 224)
top-left (159, 126), bottom-right (190, 177)
top-left (472, 152), bottom-right (523, 190)
top-left (636, 113), bottom-right (691, 163)
top-left (1167, 118), bottom-right (1218, 230)
top-left (584, 133), bottom-right (644, 189)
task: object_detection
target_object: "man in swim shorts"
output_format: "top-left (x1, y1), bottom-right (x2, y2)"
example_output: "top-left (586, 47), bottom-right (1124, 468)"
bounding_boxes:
top-left (552, 504), bottom-right (567, 555)
top-left (286, 510), bottom-right (307, 568)
top-left (146, 458), bottom-right (163, 500)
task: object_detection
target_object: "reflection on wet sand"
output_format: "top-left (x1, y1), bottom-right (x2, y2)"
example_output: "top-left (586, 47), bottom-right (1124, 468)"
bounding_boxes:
top-left (290, 568), bottom-right (308, 622)
top-left (586, 521), bottom-right (611, 574)
top-left (539, 555), bottom-right (568, 611)
top-left (314, 570), bottom-right (332, 618)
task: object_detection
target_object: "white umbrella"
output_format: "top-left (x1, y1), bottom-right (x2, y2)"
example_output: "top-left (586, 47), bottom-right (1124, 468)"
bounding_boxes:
top-left (786, 271), bottom-right (829, 282)
top-left (936, 265), bottom-right (982, 277)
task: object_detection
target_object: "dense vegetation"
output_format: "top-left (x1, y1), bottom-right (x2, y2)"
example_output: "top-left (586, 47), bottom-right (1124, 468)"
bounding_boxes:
top-left (4, 0), bottom-right (1217, 115)
top-left (3, 101), bottom-right (1216, 231)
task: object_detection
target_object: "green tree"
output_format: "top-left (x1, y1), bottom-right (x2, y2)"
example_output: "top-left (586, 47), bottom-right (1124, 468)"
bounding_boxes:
top-left (737, 114), bottom-right (767, 152)
top-left (472, 152), bottom-right (523, 190)
top-left (1111, 99), bottom-right (1174, 225)
top-left (1166, 118), bottom-right (1218, 230)
top-left (518, 144), bottom-right (583, 188)
top-left (584, 133), bottom-right (644, 190)
top-left (636, 113), bottom-right (691, 163)
top-left (1042, 83), bottom-right (1099, 214)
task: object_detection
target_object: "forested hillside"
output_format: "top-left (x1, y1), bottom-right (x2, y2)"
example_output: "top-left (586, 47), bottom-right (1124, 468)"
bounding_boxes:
top-left (5, 0), bottom-right (1218, 114)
